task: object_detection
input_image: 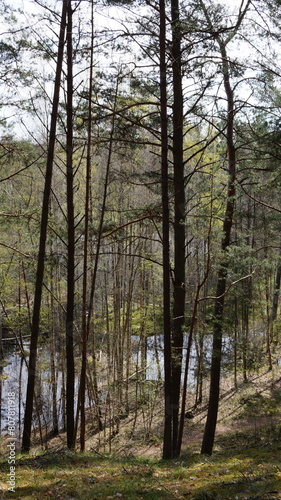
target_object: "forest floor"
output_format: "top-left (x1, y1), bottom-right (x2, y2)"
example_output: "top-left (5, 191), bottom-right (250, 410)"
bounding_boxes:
top-left (0, 361), bottom-right (281, 499)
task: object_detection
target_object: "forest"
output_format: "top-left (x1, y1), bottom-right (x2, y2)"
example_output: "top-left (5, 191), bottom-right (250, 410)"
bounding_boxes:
top-left (0, 0), bottom-right (281, 497)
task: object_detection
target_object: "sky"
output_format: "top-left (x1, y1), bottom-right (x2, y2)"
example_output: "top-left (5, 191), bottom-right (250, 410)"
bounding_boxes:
top-left (0, 0), bottom-right (278, 139)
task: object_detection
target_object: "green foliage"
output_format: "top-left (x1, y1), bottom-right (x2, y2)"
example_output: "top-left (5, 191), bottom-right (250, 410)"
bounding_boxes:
top-left (238, 390), bottom-right (281, 419)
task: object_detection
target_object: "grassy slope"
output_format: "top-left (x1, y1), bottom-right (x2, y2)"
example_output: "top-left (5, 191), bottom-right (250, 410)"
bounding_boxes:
top-left (0, 442), bottom-right (280, 499)
top-left (1, 367), bottom-right (281, 499)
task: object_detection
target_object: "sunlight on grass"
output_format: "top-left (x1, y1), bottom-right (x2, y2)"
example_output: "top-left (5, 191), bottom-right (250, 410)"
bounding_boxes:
top-left (0, 441), bottom-right (279, 500)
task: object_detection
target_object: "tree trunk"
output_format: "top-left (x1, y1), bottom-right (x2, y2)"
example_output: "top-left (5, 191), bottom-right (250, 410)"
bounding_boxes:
top-left (160, 0), bottom-right (173, 460)
top-left (79, 0), bottom-right (94, 452)
top-left (269, 244), bottom-right (281, 346)
top-left (0, 311), bottom-right (2, 437)
top-left (66, 0), bottom-right (75, 450)
top-left (50, 269), bottom-right (59, 436)
top-left (271, 248), bottom-right (281, 322)
top-left (177, 217), bottom-right (211, 455)
top-left (201, 35), bottom-right (236, 457)
top-left (84, 72), bottom-right (119, 441)
top-left (21, 0), bottom-right (67, 453)
top-left (171, 0), bottom-right (185, 458)
top-left (234, 296), bottom-right (238, 389)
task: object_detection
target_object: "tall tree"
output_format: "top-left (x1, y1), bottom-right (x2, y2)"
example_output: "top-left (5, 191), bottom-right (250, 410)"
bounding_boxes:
top-left (21, 0), bottom-right (68, 453)
top-left (170, 0), bottom-right (185, 458)
top-left (159, 0), bottom-right (173, 460)
top-left (200, 0), bottom-right (251, 456)
top-left (79, 0), bottom-right (95, 453)
top-left (65, 0), bottom-right (75, 450)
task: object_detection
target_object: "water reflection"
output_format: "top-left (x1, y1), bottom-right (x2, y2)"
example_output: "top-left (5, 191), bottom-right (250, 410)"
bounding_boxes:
top-left (1, 334), bottom-right (203, 442)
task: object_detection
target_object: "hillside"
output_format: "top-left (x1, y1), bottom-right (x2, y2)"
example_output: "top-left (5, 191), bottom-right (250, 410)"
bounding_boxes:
top-left (0, 361), bottom-right (280, 499)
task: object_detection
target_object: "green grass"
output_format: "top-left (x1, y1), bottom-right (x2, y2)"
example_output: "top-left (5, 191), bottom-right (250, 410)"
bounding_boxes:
top-left (1, 368), bottom-right (280, 499)
top-left (0, 437), bottom-right (280, 499)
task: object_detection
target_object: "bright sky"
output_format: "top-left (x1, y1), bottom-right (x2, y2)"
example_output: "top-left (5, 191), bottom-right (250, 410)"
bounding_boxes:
top-left (0, 0), bottom-right (278, 139)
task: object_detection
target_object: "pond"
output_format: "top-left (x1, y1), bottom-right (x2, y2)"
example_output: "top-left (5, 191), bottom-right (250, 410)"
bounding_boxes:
top-left (0, 333), bottom-right (206, 444)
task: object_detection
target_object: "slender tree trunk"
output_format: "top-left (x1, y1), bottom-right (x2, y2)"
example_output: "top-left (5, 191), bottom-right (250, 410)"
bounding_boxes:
top-left (269, 244), bottom-right (281, 346)
top-left (79, 0), bottom-right (94, 452)
top-left (160, 0), bottom-right (172, 460)
top-left (113, 248), bottom-right (123, 426)
top-left (21, 0), bottom-right (68, 453)
top-left (84, 73), bottom-right (119, 441)
top-left (50, 270), bottom-right (59, 436)
top-left (177, 213), bottom-right (212, 455)
top-left (171, 0), bottom-right (185, 458)
top-left (264, 257), bottom-right (273, 371)
top-left (201, 37), bottom-right (236, 457)
top-left (66, 0), bottom-right (75, 450)
top-left (195, 335), bottom-right (204, 405)
top-left (271, 247), bottom-right (281, 322)
top-left (242, 286), bottom-right (249, 382)
top-left (124, 231), bottom-right (136, 414)
top-left (19, 357), bottom-right (23, 438)
top-left (234, 296), bottom-right (238, 389)
top-left (177, 294), bottom-right (197, 456)
top-left (197, 2), bottom-right (250, 455)
top-left (0, 312), bottom-right (2, 437)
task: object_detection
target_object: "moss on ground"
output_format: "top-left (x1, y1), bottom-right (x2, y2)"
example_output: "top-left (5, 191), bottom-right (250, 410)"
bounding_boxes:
top-left (0, 435), bottom-right (280, 499)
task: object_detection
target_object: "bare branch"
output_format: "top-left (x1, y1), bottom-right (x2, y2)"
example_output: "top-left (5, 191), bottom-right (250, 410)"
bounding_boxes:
top-left (199, 268), bottom-right (256, 302)
top-left (0, 242), bottom-right (33, 258)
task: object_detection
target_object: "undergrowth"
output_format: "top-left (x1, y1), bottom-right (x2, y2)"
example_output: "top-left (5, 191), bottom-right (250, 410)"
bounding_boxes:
top-left (1, 364), bottom-right (280, 498)
top-left (0, 430), bottom-right (280, 499)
